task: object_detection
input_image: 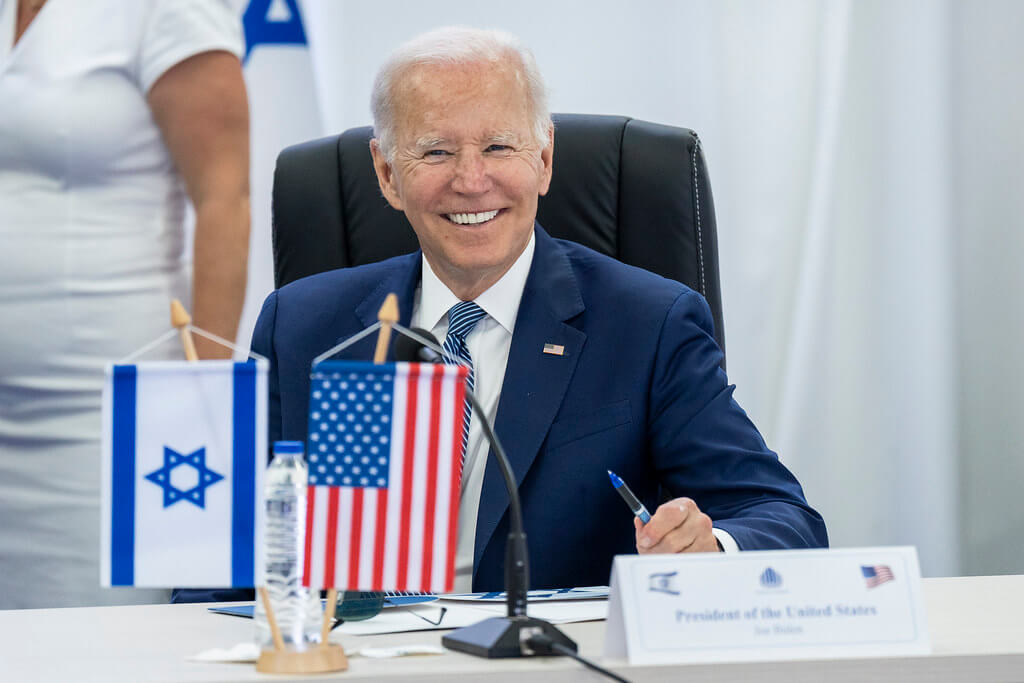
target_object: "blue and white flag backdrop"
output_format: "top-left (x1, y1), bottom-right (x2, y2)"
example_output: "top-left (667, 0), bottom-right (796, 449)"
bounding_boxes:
top-left (100, 360), bottom-right (268, 588)
top-left (235, 0), bottom-right (324, 351)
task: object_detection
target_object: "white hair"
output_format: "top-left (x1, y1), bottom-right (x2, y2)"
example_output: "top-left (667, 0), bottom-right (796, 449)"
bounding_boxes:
top-left (371, 26), bottom-right (552, 162)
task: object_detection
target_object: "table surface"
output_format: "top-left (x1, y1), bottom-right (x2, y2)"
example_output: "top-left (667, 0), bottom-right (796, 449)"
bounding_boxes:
top-left (2, 575), bottom-right (1023, 683)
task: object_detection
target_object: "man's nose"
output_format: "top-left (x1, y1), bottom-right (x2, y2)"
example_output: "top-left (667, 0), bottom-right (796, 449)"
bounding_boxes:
top-left (450, 152), bottom-right (492, 194)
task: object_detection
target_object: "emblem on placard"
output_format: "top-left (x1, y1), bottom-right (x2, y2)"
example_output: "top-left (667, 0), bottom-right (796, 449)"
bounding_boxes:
top-left (759, 567), bottom-right (783, 588)
top-left (647, 571), bottom-right (680, 595)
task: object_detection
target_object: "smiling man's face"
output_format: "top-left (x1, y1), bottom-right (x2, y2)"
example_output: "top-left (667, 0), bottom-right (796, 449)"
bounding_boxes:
top-left (371, 60), bottom-right (553, 300)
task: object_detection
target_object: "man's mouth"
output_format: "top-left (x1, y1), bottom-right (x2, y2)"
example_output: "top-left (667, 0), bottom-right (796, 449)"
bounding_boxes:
top-left (445, 209), bottom-right (500, 225)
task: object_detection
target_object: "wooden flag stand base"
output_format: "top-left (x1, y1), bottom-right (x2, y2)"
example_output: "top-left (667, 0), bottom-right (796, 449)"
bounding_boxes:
top-left (255, 587), bottom-right (348, 674)
top-left (256, 644), bottom-right (348, 674)
top-left (252, 295), bottom-right (400, 675)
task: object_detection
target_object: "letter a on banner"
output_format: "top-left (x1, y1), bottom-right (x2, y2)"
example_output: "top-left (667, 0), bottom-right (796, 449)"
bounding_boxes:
top-left (100, 360), bottom-right (268, 588)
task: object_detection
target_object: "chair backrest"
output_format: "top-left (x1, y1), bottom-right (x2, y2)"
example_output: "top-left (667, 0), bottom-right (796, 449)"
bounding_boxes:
top-left (271, 113), bottom-right (726, 361)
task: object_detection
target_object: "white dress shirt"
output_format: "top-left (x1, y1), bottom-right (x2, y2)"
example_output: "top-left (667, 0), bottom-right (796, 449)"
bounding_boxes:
top-left (411, 234), bottom-right (535, 591)
top-left (410, 232), bottom-right (737, 590)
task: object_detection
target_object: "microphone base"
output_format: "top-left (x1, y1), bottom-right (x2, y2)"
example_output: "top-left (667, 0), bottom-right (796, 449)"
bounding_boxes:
top-left (441, 615), bottom-right (577, 659)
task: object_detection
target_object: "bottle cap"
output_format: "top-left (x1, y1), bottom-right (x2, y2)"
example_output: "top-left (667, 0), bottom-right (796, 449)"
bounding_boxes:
top-left (273, 440), bottom-right (304, 454)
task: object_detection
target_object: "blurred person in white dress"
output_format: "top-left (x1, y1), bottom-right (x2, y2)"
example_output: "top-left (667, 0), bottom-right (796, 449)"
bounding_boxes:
top-left (0, 0), bottom-right (250, 607)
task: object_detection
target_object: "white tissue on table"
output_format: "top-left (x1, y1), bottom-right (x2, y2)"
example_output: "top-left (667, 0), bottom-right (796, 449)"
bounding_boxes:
top-left (188, 641), bottom-right (444, 662)
top-left (358, 644), bottom-right (445, 658)
top-left (188, 642), bottom-right (260, 662)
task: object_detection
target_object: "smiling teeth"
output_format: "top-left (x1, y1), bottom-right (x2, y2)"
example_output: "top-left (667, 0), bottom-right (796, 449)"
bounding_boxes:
top-left (447, 210), bottom-right (499, 225)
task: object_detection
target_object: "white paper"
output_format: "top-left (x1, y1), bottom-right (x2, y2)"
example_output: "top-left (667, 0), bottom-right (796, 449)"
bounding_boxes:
top-left (337, 603), bottom-right (490, 636)
top-left (603, 568), bottom-right (627, 659)
top-left (524, 600), bottom-right (608, 623)
top-left (441, 586), bottom-right (609, 602)
top-left (358, 645), bottom-right (445, 658)
top-left (337, 597), bottom-right (609, 636)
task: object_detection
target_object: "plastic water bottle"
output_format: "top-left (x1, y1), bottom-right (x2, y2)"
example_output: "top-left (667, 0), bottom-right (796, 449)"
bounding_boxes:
top-left (253, 441), bottom-right (322, 650)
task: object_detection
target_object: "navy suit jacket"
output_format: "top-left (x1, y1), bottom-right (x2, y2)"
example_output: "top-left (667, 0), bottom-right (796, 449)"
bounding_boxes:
top-left (173, 226), bottom-right (826, 602)
top-left (255, 225), bottom-right (826, 587)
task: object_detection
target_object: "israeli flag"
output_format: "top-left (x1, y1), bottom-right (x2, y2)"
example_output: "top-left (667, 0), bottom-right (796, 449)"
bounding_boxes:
top-left (235, 0), bottom-right (323, 351)
top-left (100, 360), bottom-right (268, 588)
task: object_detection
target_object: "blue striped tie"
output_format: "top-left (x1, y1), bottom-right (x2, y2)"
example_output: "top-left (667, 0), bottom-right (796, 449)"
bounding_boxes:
top-left (442, 301), bottom-right (487, 464)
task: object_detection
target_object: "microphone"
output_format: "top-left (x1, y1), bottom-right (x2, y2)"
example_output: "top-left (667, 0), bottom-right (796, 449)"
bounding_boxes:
top-left (393, 328), bottom-right (443, 363)
top-left (393, 327), bottom-right (577, 658)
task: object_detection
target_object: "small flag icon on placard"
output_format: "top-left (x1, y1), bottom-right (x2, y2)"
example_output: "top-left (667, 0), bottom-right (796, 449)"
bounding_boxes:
top-left (861, 564), bottom-right (894, 588)
top-left (303, 361), bottom-right (468, 593)
top-left (101, 360), bottom-right (267, 588)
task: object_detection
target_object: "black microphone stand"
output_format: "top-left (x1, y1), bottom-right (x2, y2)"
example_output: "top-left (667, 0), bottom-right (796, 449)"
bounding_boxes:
top-left (394, 325), bottom-right (577, 658)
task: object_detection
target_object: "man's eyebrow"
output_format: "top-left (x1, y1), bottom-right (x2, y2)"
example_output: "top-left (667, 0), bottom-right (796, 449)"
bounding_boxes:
top-left (413, 135), bottom-right (449, 151)
top-left (486, 131), bottom-right (521, 145)
top-left (410, 132), bottom-right (522, 152)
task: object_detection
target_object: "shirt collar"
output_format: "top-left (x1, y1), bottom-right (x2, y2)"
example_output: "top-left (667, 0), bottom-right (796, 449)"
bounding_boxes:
top-left (419, 231), bottom-right (536, 335)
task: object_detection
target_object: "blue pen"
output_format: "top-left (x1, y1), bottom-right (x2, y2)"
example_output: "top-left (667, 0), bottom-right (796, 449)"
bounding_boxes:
top-left (607, 470), bottom-right (651, 524)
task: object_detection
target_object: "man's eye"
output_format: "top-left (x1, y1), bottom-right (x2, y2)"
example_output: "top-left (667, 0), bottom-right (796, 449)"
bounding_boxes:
top-left (485, 144), bottom-right (512, 153)
top-left (425, 149), bottom-right (451, 157)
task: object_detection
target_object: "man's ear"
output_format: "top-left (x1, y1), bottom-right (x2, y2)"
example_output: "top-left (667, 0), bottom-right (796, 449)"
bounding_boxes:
top-left (537, 124), bottom-right (554, 197)
top-left (370, 139), bottom-right (403, 210)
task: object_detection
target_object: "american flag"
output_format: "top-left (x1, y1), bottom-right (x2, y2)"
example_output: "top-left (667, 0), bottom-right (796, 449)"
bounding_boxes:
top-left (302, 361), bottom-right (468, 592)
top-left (861, 564), bottom-right (895, 588)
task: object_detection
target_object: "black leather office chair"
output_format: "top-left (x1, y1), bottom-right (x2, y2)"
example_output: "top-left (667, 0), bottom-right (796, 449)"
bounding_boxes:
top-left (270, 113), bottom-right (726, 363)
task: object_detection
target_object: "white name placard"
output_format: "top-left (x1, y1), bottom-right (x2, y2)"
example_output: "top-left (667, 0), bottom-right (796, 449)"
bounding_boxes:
top-left (604, 546), bottom-right (929, 665)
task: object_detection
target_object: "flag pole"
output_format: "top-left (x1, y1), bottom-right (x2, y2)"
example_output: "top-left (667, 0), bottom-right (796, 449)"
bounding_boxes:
top-left (319, 295), bottom-right (400, 656)
top-left (167, 300), bottom-right (299, 662)
top-left (373, 293), bottom-right (399, 364)
top-left (258, 586), bottom-right (287, 652)
top-left (320, 587), bottom-right (338, 651)
top-left (168, 300), bottom-right (296, 659)
top-left (257, 295), bottom-right (401, 673)
top-left (169, 299), bottom-right (199, 362)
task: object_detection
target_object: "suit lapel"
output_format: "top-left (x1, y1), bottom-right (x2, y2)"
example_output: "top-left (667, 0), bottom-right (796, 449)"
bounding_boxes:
top-left (348, 252), bottom-right (421, 359)
top-left (474, 227), bottom-right (586, 571)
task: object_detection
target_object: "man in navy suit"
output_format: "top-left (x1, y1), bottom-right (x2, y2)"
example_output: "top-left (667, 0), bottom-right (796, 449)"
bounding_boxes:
top-left (242, 26), bottom-right (827, 594)
top-left (176, 27), bottom-right (826, 602)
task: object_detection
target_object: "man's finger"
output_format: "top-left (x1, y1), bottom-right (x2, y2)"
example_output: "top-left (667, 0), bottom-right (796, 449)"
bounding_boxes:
top-left (646, 513), bottom-right (701, 553)
top-left (648, 511), bottom-right (717, 553)
top-left (646, 528), bottom-right (696, 554)
top-left (636, 499), bottom-right (693, 549)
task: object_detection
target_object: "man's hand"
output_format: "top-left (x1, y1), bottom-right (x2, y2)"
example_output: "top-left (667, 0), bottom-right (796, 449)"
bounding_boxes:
top-left (635, 497), bottom-right (721, 554)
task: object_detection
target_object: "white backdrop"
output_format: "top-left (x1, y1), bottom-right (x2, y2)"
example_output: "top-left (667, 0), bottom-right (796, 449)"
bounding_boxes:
top-left (246, 0), bottom-right (1024, 578)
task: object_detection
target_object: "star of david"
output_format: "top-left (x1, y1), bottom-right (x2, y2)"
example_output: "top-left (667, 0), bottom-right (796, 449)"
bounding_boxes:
top-left (144, 447), bottom-right (224, 509)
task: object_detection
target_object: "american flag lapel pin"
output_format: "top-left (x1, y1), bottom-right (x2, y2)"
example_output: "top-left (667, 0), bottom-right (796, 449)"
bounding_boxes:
top-left (543, 343), bottom-right (565, 356)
